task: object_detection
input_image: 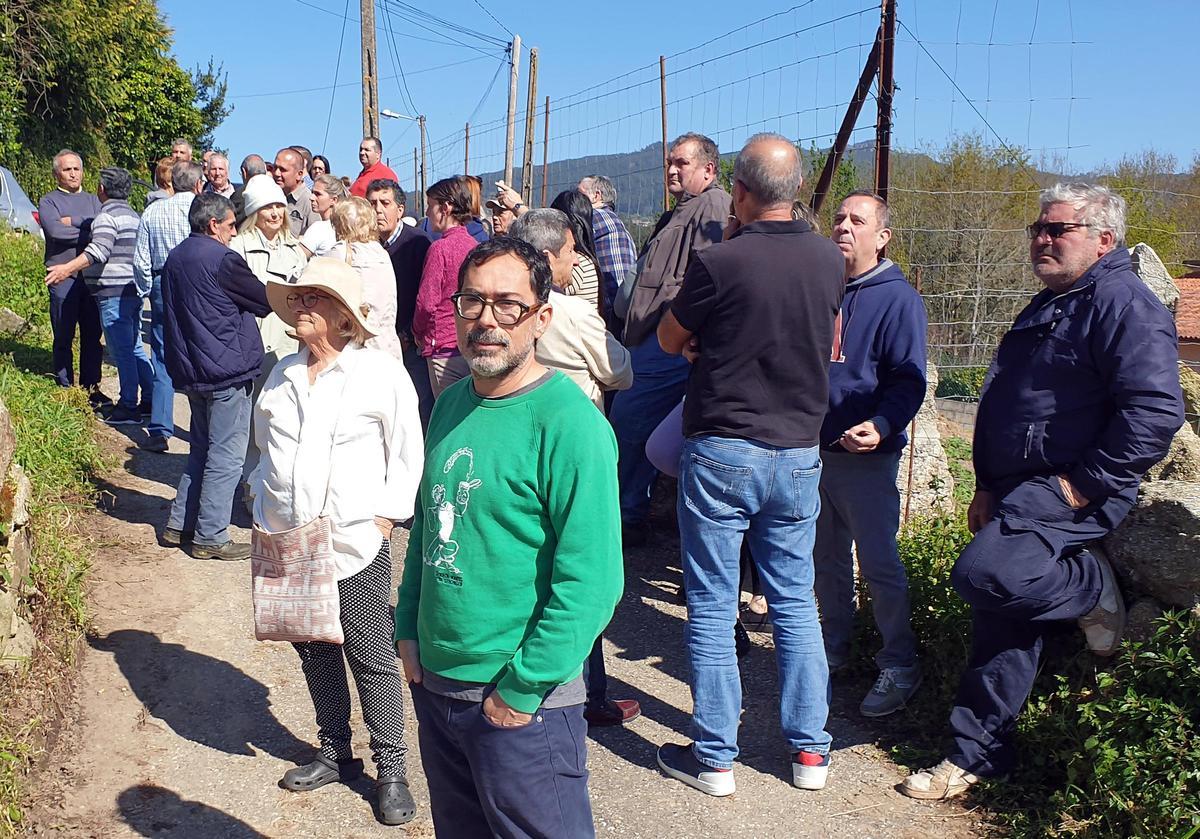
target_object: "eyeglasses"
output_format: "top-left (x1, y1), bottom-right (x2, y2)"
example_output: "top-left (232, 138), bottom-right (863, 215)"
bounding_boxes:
top-left (1026, 221), bottom-right (1090, 240)
top-left (285, 292), bottom-right (329, 310)
top-left (450, 292), bottom-right (539, 326)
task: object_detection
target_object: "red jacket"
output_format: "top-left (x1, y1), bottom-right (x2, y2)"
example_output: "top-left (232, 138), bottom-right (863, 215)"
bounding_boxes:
top-left (350, 161), bottom-right (400, 198)
top-left (413, 225), bottom-right (477, 358)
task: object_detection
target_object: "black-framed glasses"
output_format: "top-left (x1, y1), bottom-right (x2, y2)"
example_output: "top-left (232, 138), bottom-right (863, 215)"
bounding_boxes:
top-left (1026, 221), bottom-right (1090, 240)
top-left (451, 292), bottom-right (539, 326)
top-left (285, 292), bottom-right (329, 310)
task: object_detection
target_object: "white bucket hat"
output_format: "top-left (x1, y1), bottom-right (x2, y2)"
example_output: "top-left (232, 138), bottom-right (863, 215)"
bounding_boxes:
top-left (242, 173), bottom-right (287, 217)
top-left (266, 257), bottom-right (377, 337)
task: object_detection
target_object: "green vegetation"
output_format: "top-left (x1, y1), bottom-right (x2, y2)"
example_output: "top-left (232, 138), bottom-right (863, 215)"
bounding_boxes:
top-left (0, 232), bottom-right (106, 836)
top-left (942, 435), bottom-right (976, 507)
top-left (936, 366), bottom-right (989, 400)
top-left (851, 487), bottom-right (1200, 837)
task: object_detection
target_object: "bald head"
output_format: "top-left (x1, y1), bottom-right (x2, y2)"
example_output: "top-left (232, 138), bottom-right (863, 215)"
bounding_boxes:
top-left (733, 133), bottom-right (803, 208)
top-left (272, 148), bottom-right (305, 193)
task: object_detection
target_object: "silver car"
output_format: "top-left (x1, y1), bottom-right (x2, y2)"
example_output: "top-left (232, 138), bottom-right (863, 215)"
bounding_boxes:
top-left (0, 165), bottom-right (44, 239)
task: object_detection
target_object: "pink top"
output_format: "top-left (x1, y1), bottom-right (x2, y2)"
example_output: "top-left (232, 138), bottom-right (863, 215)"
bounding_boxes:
top-left (413, 224), bottom-right (476, 358)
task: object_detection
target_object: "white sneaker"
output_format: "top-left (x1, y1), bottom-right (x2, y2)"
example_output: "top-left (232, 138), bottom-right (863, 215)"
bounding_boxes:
top-left (791, 751), bottom-right (830, 790)
top-left (899, 758), bottom-right (979, 800)
top-left (1078, 549), bottom-right (1126, 657)
top-left (656, 743), bottom-right (735, 797)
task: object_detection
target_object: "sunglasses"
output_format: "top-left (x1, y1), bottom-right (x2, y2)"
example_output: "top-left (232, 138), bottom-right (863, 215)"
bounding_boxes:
top-left (1026, 221), bottom-right (1090, 240)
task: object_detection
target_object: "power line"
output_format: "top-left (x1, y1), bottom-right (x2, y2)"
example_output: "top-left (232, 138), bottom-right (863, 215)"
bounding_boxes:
top-left (471, 0), bottom-right (514, 38)
top-left (290, 0), bottom-right (498, 54)
top-left (231, 56), bottom-right (492, 100)
top-left (322, 0), bottom-right (352, 150)
top-left (378, 0), bottom-right (419, 117)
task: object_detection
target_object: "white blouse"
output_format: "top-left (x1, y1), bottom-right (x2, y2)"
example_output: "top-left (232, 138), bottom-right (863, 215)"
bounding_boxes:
top-left (250, 343), bottom-right (424, 580)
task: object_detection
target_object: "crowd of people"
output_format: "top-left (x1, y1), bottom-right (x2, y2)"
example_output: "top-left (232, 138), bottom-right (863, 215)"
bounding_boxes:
top-left (36, 127), bottom-right (1184, 835)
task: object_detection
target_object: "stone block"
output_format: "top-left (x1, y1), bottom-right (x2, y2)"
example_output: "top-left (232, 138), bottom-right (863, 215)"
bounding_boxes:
top-left (898, 363), bottom-right (956, 517)
top-left (1103, 481), bottom-right (1200, 609)
top-left (7, 463), bottom-right (30, 528)
top-left (1182, 363), bottom-right (1200, 422)
top-left (0, 398), bottom-right (13, 482)
top-left (1124, 596), bottom-right (1165, 646)
top-left (0, 612), bottom-right (34, 673)
top-left (0, 307), bottom-right (27, 337)
top-left (1130, 242), bottom-right (1180, 310)
top-left (1145, 423), bottom-right (1200, 482)
top-left (5, 527), bottom-right (32, 590)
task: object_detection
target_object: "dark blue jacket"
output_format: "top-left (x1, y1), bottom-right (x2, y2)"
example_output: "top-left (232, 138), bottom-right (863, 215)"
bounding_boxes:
top-left (418, 216), bottom-right (489, 244)
top-left (161, 234), bottom-right (272, 393)
top-left (973, 248), bottom-right (1183, 505)
top-left (820, 260), bottom-right (928, 454)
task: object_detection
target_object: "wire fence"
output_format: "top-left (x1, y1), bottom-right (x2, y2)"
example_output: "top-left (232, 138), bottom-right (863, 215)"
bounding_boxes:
top-left (417, 0), bottom-right (1198, 385)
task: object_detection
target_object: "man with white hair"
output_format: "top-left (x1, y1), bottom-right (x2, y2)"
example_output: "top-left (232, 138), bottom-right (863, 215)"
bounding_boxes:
top-left (900, 183), bottom-right (1183, 801)
top-left (171, 138), bottom-right (193, 162)
top-left (578, 174), bottom-right (636, 312)
top-left (203, 153), bottom-right (234, 198)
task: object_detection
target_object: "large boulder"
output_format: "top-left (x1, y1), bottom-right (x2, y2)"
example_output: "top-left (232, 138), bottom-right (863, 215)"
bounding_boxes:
top-left (897, 363), bottom-right (956, 518)
top-left (1103, 481), bottom-right (1200, 609)
top-left (1130, 242), bottom-right (1181, 310)
top-left (1145, 423), bottom-right (1200, 482)
top-left (1181, 363), bottom-right (1200, 421)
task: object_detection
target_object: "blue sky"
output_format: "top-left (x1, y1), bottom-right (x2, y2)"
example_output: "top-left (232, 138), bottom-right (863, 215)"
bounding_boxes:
top-left (161, 0), bottom-right (1199, 190)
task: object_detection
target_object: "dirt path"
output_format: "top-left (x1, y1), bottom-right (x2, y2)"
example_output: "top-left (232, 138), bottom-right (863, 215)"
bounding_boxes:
top-left (26, 385), bottom-right (985, 838)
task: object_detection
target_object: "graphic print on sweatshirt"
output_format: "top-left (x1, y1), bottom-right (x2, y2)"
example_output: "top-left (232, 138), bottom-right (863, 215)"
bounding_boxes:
top-left (423, 447), bottom-right (482, 587)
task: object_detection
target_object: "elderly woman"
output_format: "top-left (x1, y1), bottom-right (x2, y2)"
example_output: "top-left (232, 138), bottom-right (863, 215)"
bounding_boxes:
top-left (328, 196), bottom-right (404, 360)
top-left (300, 174), bottom-right (346, 258)
top-left (253, 257), bottom-right (423, 826)
top-left (413, 177), bottom-right (478, 395)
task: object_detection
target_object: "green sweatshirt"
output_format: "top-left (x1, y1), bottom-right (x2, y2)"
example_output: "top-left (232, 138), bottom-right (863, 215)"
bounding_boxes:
top-left (394, 372), bottom-right (623, 713)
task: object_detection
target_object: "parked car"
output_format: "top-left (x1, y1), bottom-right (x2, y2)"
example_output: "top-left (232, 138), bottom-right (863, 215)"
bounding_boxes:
top-left (0, 166), bottom-right (44, 239)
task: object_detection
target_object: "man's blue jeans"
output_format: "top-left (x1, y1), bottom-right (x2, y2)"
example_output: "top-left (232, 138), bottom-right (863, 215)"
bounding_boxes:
top-left (608, 336), bottom-right (690, 524)
top-left (95, 285), bottom-right (153, 410)
top-left (147, 276), bottom-right (175, 438)
top-left (167, 383), bottom-right (252, 545)
top-left (677, 434), bottom-right (831, 769)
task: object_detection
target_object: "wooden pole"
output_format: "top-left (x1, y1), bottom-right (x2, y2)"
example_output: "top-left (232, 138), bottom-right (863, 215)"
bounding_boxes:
top-left (359, 0), bottom-right (378, 138)
top-left (810, 26), bottom-right (882, 214)
top-left (659, 55), bottom-right (669, 212)
top-left (504, 35), bottom-right (521, 186)
top-left (413, 148), bottom-right (420, 217)
top-left (521, 48), bottom-right (539, 205)
top-left (464, 123), bottom-right (470, 173)
top-left (540, 96), bottom-right (550, 206)
top-left (419, 116), bottom-right (428, 209)
top-left (874, 0), bottom-right (897, 203)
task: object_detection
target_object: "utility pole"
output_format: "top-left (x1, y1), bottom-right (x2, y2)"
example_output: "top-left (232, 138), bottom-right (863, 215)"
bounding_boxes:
top-left (413, 148), bottom-right (420, 216)
top-left (540, 95), bottom-right (550, 206)
top-left (521, 48), bottom-right (539, 205)
top-left (419, 115), bottom-right (428, 206)
top-left (464, 123), bottom-right (470, 174)
top-left (360, 0), bottom-right (379, 138)
top-left (659, 55), bottom-right (669, 212)
top-left (504, 35), bottom-right (521, 186)
top-left (874, 0), bottom-right (897, 203)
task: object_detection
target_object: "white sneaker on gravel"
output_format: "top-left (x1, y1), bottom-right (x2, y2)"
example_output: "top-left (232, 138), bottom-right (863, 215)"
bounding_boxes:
top-left (859, 665), bottom-right (922, 717)
top-left (656, 743), bottom-right (735, 797)
top-left (791, 751), bottom-right (830, 790)
top-left (899, 758), bottom-right (978, 800)
top-left (1078, 549), bottom-right (1126, 657)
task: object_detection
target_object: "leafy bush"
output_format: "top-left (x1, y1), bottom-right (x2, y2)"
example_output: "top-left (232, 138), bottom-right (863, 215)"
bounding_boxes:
top-left (943, 435), bottom-right (976, 508)
top-left (936, 366), bottom-right (989, 400)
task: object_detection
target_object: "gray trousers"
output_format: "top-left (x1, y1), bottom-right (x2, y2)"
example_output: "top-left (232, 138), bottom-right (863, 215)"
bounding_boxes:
top-left (812, 449), bottom-right (918, 670)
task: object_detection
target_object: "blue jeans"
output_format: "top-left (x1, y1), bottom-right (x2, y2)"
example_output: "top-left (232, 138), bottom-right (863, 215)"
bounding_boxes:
top-left (167, 383), bottom-right (252, 545)
top-left (608, 336), bottom-right (690, 524)
top-left (48, 276), bottom-right (102, 388)
top-left (95, 285), bottom-right (153, 410)
top-left (677, 434), bottom-right (831, 769)
top-left (813, 450), bottom-right (918, 670)
top-left (147, 276), bottom-right (175, 438)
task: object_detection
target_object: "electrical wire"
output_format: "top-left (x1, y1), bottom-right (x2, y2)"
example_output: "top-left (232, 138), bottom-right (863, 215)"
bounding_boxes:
top-left (322, 0), bottom-right (351, 149)
top-left (472, 0), bottom-right (514, 39)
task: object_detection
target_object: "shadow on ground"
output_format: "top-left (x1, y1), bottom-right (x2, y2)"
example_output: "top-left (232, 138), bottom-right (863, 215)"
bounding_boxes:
top-left (118, 784), bottom-right (267, 838)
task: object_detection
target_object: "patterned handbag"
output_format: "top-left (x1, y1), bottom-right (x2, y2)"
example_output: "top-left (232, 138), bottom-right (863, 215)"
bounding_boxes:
top-left (250, 515), bottom-right (343, 644)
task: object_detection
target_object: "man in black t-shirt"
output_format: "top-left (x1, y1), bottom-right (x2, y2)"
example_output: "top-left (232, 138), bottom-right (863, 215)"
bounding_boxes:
top-left (654, 134), bottom-right (845, 798)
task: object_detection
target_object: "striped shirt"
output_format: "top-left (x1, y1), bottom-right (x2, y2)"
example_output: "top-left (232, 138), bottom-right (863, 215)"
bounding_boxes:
top-left (591, 205), bottom-right (636, 307)
top-left (134, 191), bottom-right (194, 294)
top-left (83, 199), bottom-right (140, 294)
top-left (564, 253), bottom-right (601, 310)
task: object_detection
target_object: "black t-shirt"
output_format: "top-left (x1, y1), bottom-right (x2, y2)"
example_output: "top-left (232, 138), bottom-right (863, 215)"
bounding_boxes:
top-left (671, 219), bottom-right (845, 448)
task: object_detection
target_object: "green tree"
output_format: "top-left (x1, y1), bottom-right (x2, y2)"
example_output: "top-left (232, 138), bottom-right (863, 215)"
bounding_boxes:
top-left (191, 59), bottom-right (234, 152)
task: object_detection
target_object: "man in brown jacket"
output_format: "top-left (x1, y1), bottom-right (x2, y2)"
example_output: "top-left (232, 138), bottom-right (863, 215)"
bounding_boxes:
top-left (610, 132), bottom-right (730, 544)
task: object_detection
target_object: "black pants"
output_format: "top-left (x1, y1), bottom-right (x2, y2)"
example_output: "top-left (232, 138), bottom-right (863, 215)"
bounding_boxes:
top-left (49, 276), bottom-right (102, 388)
top-left (946, 476), bottom-right (1128, 777)
top-left (293, 541), bottom-right (408, 778)
top-left (410, 683), bottom-right (594, 838)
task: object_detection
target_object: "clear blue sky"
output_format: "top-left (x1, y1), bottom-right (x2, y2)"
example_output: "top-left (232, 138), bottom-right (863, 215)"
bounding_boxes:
top-left (161, 0), bottom-right (1199, 190)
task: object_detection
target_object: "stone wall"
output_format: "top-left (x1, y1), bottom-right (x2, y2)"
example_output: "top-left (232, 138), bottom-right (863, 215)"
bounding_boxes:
top-left (0, 395), bottom-right (35, 672)
top-left (897, 363), bottom-right (956, 518)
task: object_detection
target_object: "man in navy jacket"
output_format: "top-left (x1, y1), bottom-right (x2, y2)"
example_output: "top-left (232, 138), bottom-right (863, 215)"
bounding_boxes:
top-left (900, 183), bottom-right (1183, 801)
top-left (160, 193), bottom-right (272, 561)
top-left (814, 191), bottom-right (927, 718)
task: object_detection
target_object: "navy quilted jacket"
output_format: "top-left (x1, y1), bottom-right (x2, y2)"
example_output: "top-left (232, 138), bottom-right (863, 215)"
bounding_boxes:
top-left (161, 234), bottom-right (272, 392)
top-left (973, 248), bottom-right (1183, 505)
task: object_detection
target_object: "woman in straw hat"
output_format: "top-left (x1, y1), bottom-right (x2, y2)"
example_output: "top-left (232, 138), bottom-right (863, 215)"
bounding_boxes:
top-left (251, 257), bottom-right (423, 826)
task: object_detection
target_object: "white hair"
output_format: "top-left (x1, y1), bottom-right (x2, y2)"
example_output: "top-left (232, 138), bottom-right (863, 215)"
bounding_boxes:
top-left (1040, 182), bottom-right (1127, 246)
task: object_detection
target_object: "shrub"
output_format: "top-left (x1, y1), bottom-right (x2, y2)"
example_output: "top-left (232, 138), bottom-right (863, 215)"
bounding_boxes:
top-left (937, 366), bottom-right (989, 400)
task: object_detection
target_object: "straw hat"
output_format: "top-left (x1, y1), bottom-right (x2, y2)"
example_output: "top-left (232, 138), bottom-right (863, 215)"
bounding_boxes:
top-left (266, 257), bottom-right (377, 337)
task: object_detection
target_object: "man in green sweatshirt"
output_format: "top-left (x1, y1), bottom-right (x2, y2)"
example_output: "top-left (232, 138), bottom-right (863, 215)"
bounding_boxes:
top-left (395, 236), bottom-right (623, 838)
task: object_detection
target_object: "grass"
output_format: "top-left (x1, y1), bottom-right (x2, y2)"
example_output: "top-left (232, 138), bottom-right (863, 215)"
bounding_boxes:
top-left (0, 231), bottom-right (107, 836)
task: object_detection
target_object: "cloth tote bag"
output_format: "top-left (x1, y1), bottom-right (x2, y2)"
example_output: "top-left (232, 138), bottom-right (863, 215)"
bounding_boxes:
top-left (251, 515), bottom-right (343, 644)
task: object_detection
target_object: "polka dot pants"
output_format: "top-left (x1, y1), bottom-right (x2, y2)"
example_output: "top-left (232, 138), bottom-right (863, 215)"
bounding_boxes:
top-left (293, 540), bottom-right (408, 779)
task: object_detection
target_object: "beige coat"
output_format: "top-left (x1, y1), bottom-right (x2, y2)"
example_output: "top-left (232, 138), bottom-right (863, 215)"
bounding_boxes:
top-left (536, 290), bottom-right (632, 407)
top-left (229, 227), bottom-right (307, 359)
top-left (329, 241), bottom-right (404, 361)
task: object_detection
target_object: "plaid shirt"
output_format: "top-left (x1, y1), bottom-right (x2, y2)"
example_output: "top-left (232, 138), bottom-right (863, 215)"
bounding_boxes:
top-left (591, 205), bottom-right (637, 306)
top-left (133, 191), bottom-right (195, 294)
